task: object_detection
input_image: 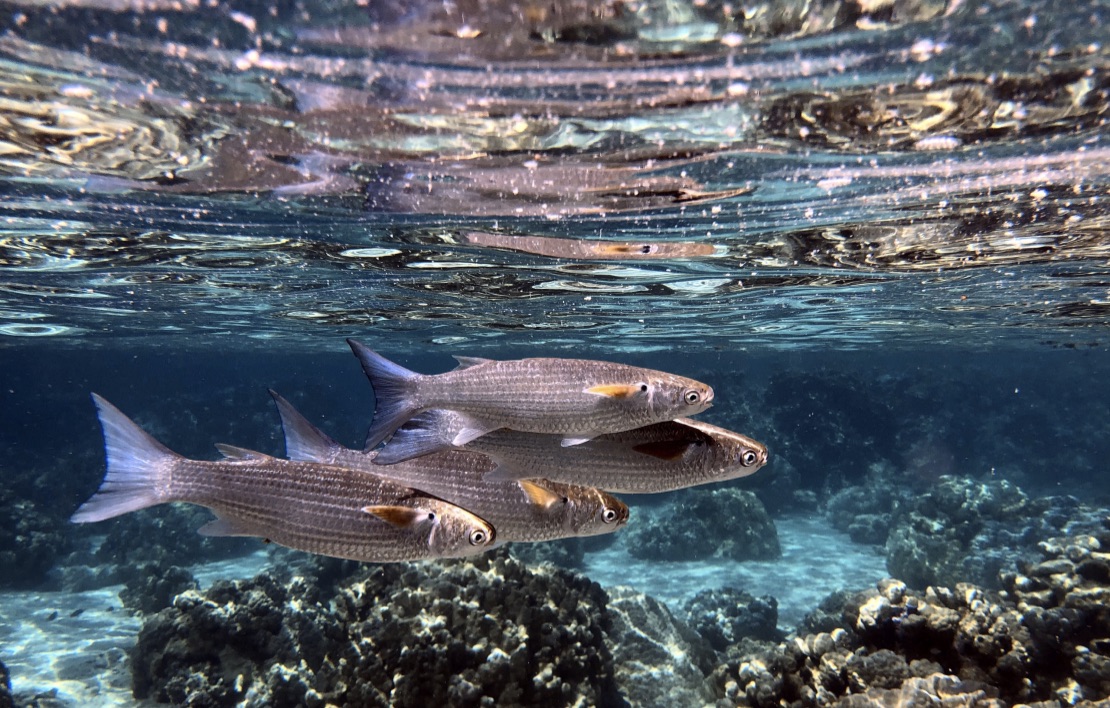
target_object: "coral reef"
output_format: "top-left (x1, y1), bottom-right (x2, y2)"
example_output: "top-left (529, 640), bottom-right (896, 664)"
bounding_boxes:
top-left (684, 587), bottom-right (782, 654)
top-left (132, 550), bottom-right (621, 707)
top-left (832, 674), bottom-right (1004, 707)
top-left (605, 586), bottom-right (717, 705)
top-left (119, 563), bottom-right (198, 615)
top-left (885, 476), bottom-right (1093, 590)
top-left (1001, 526), bottom-right (1110, 703)
top-left (715, 522), bottom-right (1110, 708)
top-left (625, 488), bottom-right (781, 562)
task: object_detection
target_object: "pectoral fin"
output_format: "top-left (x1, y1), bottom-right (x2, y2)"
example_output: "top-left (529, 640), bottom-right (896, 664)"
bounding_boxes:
top-left (561, 436), bottom-right (593, 447)
top-left (363, 505), bottom-right (431, 529)
top-left (518, 481), bottom-right (564, 509)
top-left (584, 384), bottom-right (643, 398)
top-left (632, 440), bottom-right (693, 461)
top-left (483, 463), bottom-right (528, 482)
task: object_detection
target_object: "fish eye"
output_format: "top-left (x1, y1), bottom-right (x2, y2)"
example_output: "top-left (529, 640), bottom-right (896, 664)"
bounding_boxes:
top-left (639, 383), bottom-right (648, 393)
top-left (427, 512), bottom-right (437, 522)
top-left (602, 508), bottom-right (619, 524)
top-left (741, 451), bottom-right (759, 467)
top-left (684, 389), bottom-right (701, 405)
top-left (469, 529), bottom-right (488, 545)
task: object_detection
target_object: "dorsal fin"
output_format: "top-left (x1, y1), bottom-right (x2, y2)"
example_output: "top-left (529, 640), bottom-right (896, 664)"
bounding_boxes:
top-left (215, 444), bottom-right (271, 461)
top-left (269, 389), bottom-right (341, 463)
top-left (452, 355), bottom-right (494, 370)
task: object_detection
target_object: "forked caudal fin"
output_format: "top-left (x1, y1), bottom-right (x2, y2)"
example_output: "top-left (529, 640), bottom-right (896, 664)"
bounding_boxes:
top-left (347, 339), bottom-right (422, 451)
top-left (71, 393), bottom-right (180, 523)
top-left (269, 389), bottom-right (342, 463)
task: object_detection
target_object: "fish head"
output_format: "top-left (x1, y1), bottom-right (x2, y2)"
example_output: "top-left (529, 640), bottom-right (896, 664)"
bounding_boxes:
top-left (555, 484), bottom-right (629, 536)
top-left (417, 499), bottom-right (497, 558)
top-left (666, 418), bottom-right (768, 479)
top-left (650, 374), bottom-right (714, 418)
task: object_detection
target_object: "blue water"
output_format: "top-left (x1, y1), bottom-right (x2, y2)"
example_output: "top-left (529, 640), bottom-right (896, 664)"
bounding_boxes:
top-left (0, 0), bottom-right (1108, 704)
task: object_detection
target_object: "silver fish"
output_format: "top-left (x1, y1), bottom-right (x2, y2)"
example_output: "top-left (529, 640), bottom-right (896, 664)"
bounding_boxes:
top-left (376, 409), bottom-right (768, 493)
top-left (348, 339), bottom-right (714, 452)
top-left (72, 394), bottom-right (496, 562)
top-left (270, 391), bottom-right (629, 542)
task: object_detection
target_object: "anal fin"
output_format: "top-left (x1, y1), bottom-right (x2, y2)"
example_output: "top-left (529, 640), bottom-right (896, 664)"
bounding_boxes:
top-left (560, 436), bottom-right (593, 447)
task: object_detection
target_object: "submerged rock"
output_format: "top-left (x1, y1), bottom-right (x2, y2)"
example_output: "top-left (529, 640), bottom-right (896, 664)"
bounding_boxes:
top-left (605, 586), bottom-right (717, 706)
top-left (683, 587), bottom-right (782, 653)
top-left (625, 488), bottom-right (781, 562)
top-left (832, 673), bottom-right (1004, 707)
top-left (717, 548), bottom-right (1110, 707)
top-left (824, 464), bottom-right (910, 546)
top-left (885, 476), bottom-right (1090, 590)
top-left (119, 563), bottom-right (197, 615)
top-left (132, 550), bottom-right (621, 707)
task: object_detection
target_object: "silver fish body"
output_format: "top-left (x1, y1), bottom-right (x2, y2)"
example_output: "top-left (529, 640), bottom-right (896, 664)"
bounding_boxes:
top-left (72, 395), bottom-right (496, 562)
top-left (271, 391), bottom-right (629, 542)
top-left (348, 339), bottom-right (715, 452)
top-left (379, 409), bottom-right (769, 493)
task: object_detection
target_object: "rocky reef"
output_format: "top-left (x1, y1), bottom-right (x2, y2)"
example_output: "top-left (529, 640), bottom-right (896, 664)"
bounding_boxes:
top-left (132, 550), bottom-right (622, 707)
top-left (119, 563), bottom-right (198, 616)
top-left (712, 518), bottom-right (1110, 706)
top-left (624, 488), bottom-right (781, 562)
top-left (684, 587), bottom-right (782, 655)
top-left (885, 476), bottom-right (1095, 590)
top-left (605, 587), bottom-right (718, 705)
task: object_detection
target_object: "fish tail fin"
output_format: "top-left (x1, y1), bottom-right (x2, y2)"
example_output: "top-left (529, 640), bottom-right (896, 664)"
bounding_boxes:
top-left (269, 389), bottom-right (341, 463)
top-left (347, 339), bottom-right (422, 451)
top-left (374, 410), bottom-right (452, 464)
top-left (71, 394), bottom-right (179, 523)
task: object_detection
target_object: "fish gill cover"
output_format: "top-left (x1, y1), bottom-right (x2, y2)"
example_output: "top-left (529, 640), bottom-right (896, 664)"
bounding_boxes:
top-left (0, 0), bottom-right (1108, 705)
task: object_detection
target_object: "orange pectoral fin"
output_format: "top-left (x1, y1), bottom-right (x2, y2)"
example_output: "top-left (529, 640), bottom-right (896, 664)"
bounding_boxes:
top-left (518, 481), bottom-right (564, 509)
top-left (363, 505), bottom-right (423, 528)
top-left (584, 384), bottom-right (642, 398)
